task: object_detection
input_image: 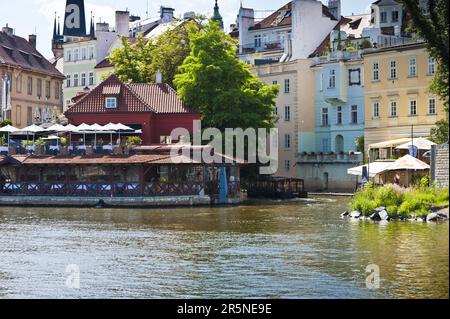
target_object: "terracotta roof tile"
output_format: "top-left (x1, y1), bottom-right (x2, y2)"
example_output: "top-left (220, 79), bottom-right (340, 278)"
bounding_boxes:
top-left (0, 31), bottom-right (64, 78)
top-left (66, 75), bottom-right (197, 115)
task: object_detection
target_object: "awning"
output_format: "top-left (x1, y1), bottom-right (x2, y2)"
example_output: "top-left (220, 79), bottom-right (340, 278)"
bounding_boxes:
top-left (347, 161), bottom-right (395, 178)
top-left (369, 138), bottom-right (411, 149)
top-left (396, 138), bottom-right (436, 151)
top-left (385, 155), bottom-right (430, 171)
top-left (0, 125), bottom-right (20, 133)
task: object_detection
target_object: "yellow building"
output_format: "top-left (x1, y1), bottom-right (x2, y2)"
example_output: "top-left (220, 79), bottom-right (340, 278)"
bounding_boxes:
top-left (363, 42), bottom-right (446, 159)
top-left (0, 25), bottom-right (64, 128)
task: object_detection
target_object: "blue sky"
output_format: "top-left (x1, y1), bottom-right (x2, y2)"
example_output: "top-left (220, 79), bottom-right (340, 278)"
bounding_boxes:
top-left (0, 0), bottom-right (374, 58)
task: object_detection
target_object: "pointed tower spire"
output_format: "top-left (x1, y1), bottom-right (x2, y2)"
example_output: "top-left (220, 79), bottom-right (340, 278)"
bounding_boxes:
top-left (212, 0), bottom-right (224, 29)
top-left (52, 12), bottom-right (57, 40)
top-left (57, 16), bottom-right (61, 36)
top-left (90, 11), bottom-right (95, 38)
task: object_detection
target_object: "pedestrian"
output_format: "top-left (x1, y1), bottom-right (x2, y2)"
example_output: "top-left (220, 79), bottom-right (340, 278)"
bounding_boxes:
top-left (394, 173), bottom-right (400, 185)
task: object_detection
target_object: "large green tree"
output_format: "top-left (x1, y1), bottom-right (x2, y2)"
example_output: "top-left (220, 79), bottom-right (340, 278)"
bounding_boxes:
top-left (400, 0), bottom-right (449, 143)
top-left (108, 17), bottom-right (205, 87)
top-left (174, 21), bottom-right (278, 131)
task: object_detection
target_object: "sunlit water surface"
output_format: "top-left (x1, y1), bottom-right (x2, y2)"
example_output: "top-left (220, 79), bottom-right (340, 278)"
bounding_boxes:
top-left (0, 197), bottom-right (448, 299)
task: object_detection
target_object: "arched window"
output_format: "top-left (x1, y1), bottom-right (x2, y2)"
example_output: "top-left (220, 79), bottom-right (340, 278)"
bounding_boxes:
top-left (335, 135), bottom-right (344, 153)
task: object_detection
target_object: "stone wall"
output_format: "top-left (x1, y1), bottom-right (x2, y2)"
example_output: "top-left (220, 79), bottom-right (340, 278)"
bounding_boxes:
top-left (431, 144), bottom-right (449, 188)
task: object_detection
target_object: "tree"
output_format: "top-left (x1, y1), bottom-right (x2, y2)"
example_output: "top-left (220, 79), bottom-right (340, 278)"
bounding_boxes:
top-left (174, 21), bottom-right (278, 131)
top-left (400, 0), bottom-right (449, 143)
top-left (0, 119), bottom-right (12, 127)
top-left (108, 17), bottom-right (205, 87)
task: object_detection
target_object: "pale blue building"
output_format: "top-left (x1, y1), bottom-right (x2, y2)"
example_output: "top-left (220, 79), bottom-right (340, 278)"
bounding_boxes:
top-left (297, 50), bottom-right (364, 192)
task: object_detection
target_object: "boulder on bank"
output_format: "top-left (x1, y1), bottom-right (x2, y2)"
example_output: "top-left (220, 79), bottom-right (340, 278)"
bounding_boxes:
top-left (426, 212), bottom-right (449, 222)
top-left (374, 207), bottom-right (386, 213)
top-left (370, 210), bottom-right (390, 221)
top-left (341, 211), bottom-right (350, 218)
top-left (350, 211), bottom-right (361, 218)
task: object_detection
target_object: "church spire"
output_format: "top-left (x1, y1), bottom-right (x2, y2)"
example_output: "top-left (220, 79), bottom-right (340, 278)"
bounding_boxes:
top-left (57, 16), bottom-right (61, 36)
top-left (89, 11), bottom-right (95, 39)
top-left (212, 0), bottom-right (224, 29)
top-left (52, 12), bottom-right (57, 40)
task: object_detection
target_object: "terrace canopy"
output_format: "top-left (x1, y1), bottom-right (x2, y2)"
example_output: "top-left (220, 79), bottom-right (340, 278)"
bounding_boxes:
top-left (0, 125), bottom-right (20, 149)
top-left (347, 161), bottom-right (395, 178)
top-left (395, 138), bottom-right (436, 151)
top-left (385, 155), bottom-right (430, 171)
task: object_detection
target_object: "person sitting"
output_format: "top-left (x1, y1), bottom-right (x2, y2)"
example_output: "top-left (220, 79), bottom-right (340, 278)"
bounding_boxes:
top-left (394, 173), bottom-right (401, 185)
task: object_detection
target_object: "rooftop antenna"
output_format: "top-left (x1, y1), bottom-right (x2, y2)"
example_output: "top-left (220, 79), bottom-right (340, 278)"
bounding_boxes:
top-left (146, 0), bottom-right (149, 19)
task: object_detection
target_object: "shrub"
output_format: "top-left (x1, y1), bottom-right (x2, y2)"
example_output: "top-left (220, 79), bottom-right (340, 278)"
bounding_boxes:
top-left (35, 138), bottom-right (46, 147)
top-left (126, 136), bottom-right (143, 146)
top-left (0, 135), bottom-right (7, 146)
top-left (60, 137), bottom-right (68, 147)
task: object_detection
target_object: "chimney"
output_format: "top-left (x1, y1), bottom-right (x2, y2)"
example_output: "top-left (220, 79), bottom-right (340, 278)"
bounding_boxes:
top-left (28, 34), bottom-right (37, 49)
top-left (160, 7), bottom-right (175, 23)
top-left (115, 11), bottom-right (130, 36)
top-left (238, 7), bottom-right (255, 54)
top-left (96, 22), bottom-right (110, 32)
top-left (156, 71), bottom-right (163, 84)
top-left (2, 24), bottom-right (14, 36)
top-left (328, 0), bottom-right (341, 21)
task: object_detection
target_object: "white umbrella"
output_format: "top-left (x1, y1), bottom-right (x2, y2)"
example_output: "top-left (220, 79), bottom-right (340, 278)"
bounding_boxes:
top-left (395, 138), bottom-right (436, 151)
top-left (347, 161), bottom-right (394, 178)
top-left (0, 125), bottom-right (20, 149)
top-left (385, 155), bottom-right (430, 171)
top-left (89, 124), bottom-right (105, 148)
top-left (46, 124), bottom-right (69, 132)
top-left (12, 124), bottom-right (46, 146)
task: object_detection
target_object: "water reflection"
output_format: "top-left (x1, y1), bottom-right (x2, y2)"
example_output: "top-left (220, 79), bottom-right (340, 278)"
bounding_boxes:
top-left (0, 197), bottom-right (448, 299)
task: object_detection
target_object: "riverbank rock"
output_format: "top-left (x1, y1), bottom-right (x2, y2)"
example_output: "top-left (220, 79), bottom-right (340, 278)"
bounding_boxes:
top-left (341, 211), bottom-right (350, 218)
top-left (350, 211), bottom-right (361, 219)
top-left (374, 207), bottom-right (386, 213)
top-left (370, 210), bottom-right (390, 221)
top-left (426, 212), bottom-right (449, 222)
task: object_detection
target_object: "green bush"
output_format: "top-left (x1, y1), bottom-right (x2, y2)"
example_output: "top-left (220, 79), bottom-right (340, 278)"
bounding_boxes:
top-left (350, 183), bottom-right (449, 218)
top-left (126, 136), bottom-right (143, 146)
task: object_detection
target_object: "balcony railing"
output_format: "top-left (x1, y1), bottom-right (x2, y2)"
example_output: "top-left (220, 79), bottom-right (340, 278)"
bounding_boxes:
top-left (0, 181), bottom-right (206, 197)
top-left (239, 41), bottom-right (283, 54)
top-left (298, 152), bottom-right (363, 163)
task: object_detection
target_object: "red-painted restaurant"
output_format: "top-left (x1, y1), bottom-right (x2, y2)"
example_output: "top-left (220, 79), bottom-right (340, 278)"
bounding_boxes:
top-left (0, 76), bottom-right (244, 207)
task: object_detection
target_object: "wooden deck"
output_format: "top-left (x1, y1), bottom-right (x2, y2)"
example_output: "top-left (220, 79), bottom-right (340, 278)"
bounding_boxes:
top-left (245, 178), bottom-right (308, 199)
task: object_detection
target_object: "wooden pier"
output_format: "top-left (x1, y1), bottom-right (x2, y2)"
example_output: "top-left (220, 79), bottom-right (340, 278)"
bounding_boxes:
top-left (245, 178), bottom-right (308, 199)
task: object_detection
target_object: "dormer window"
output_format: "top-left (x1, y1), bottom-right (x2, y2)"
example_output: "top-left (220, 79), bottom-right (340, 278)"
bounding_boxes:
top-left (105, 97), bottom-right (117, 109)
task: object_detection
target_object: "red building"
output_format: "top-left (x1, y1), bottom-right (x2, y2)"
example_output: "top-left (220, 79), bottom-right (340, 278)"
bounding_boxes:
top-left (65, 75), bottom-right (200, 145)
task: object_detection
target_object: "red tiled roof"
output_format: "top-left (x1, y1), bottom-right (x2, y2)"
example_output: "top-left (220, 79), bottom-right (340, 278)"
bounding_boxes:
top-left (249, 2), bottom-right (336, 31)
top-left (0, 31), bottom-right (64, 78)
top-left (16, 154), bottom-right (172, 165)
top-left (95, 58), bottom-right (113, 69)
top-left (65, 75), bottom-right (197, 115)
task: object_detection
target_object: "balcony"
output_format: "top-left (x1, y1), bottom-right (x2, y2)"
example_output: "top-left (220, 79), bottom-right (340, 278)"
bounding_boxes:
top-left (239, 41), bottom-right (283, 55)
top-left (298, 152), bottom-right (363, 164)
top-left (313, 50), bottom-right (362, 64)
top-left (2, 145), bottom-right (130, 157)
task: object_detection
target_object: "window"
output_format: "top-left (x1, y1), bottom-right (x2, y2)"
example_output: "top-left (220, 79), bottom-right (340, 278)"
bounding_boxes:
top-left (27, 106), bottom-right (32, 125)
top-left (37, 79), bottom-right (42, 98)
top-left (428, 57), bottom-right (436, 75)
top-left (15, 105), bottom-right (22, 127)
top-left (390, 60), bottom-right (397, 79)
top-left (272, 80), bottom-right (278, 85)
top-left (81, 73), bottom-right (86, 87)
top-left (322, 138), bottom-right (330, 153)
top-left (273, 107), bottom-right (278, 116)
top-left (55, 81), bottom-right (60, 100)
top-left (74, 48), bottom-right (79, 62)
top-left (160, 136), bottom-right (172, 144)
top-left (390, 101), bottom-right (397, 117)
top-left (410, 100), bottom-right (417, 116)
top-left (320, 73), bottom-right (324, 91)
top-left (89, 46), bottom-right (95, 59)
top-left (409, 58), bottom-right (417, 77)
top-left (284, 106), bottom-right (291, 121)
top-left (89, 72), bottom-right (95, 86)
top-left (351, 105), bottom-right (358, 124)
top-left (392, 11), bottom-right (399, 22)
top-left (73, 74), bottom-right (79, 87)
top-left (329, 69), bottom-right (336, 88)
top-left (429, 98), bottom-right (436, 114)
top-left (373, 102), bottom-right (380, 118)
top-left (380, 11), bottom-right (387, 23)
top-left (372, 62), bottom-right (379, 81)
top-left (284, 79), bottom-right (290, 93)
top-left (27, 76), bottom-right (33, 95)
top-left (66, 74), bottom-right (71, 88)
top-left (284, 134), bottom-right (291, 149)
top-left (81, 47), bottom-right (87, 60)
top-left (105, 97), bottom-right (118, 109)
top-left (322, 108), bottom-right (329, 126)
top-left (284, 160), bottom-right (291, 172)
top-left (16, 75), bottom-right (22, 93)
top-left (337, 106), bottom-right (343, 124)
top-left (66, 49), bottom-right (72, 62)
top-left (45, 80), bottom-right (50, 98)
top-left (254, 35), bottom-right (262, 48)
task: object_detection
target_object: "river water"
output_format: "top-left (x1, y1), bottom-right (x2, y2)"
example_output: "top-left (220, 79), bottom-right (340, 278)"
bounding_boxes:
top-left (0, 197), bottom-right (448, 299)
